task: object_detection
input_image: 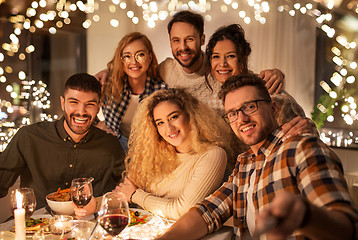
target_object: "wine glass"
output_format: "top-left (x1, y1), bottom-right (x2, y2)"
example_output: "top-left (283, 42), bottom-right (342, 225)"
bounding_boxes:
top-left (10, 188), bottom-right (36, 219)
top-left (97, 192), bottom-right (130, 239)
top-left (71, 178), bottom-right (93, 212)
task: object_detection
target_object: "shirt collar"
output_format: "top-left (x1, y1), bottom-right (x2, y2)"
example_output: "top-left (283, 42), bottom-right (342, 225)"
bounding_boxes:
top-left (257, 127), bottom-right (284, 157)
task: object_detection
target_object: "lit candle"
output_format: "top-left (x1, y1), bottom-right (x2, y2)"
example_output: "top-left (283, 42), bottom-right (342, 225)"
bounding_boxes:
top-left (14, 190), bottom-right (26, 240)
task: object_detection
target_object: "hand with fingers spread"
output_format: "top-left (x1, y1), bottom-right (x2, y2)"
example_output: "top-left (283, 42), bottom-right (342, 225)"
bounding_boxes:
top-left (258, 69), bottom-right (284, 95)
top-left (280, 116), bottom-right (318, 142)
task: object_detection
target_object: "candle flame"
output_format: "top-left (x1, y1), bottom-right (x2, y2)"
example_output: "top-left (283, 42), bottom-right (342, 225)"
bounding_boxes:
top-left (16, 190), bottom-right (23, 209)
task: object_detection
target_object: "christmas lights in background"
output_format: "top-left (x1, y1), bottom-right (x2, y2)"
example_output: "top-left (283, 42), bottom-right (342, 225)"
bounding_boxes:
top-left (313, 12), bottom-right (358, 129)
top-left (320, 128), bottom-right (358, 149)
top-left (0, 0), bottom-right (358, 149)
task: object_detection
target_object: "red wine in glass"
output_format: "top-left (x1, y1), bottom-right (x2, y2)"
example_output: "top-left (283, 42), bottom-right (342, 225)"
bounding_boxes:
top-left (71, 195), bottom-right (92, 207)
top-left (99, 214), bottom-right (129, 236)
top-left (98, 192), bottom-right (130, 239)
top-left (71, 178), bottom-right (93, 209)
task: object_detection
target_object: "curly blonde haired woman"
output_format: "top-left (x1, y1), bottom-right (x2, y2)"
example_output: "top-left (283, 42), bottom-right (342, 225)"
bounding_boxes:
top-left (114, 88), bottom-right (230, 220)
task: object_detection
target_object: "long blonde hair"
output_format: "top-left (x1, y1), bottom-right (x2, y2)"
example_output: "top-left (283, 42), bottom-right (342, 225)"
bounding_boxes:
top-left (126, 88), bottom-right (231, 191)
top-left (101, 32), bottom-right (159, 103)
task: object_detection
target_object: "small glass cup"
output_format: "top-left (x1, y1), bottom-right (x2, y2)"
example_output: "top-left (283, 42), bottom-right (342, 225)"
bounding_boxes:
top-left (49, 215), bottom-right (74, 236)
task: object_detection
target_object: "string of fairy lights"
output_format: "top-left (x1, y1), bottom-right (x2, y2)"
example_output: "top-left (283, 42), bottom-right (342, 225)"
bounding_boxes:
top-left (1, 0), bottom-right (358, 150)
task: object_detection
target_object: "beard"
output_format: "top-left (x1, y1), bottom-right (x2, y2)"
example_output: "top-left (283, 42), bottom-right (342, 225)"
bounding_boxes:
top-left (64, 112), bottom-right (93, 135)
top-left (173, 46), bottom-right (202, 68)
top-left (236, 120), bottom-right (275, 148)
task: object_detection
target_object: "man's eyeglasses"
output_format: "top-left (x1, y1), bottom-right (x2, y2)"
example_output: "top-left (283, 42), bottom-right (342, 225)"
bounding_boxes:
top-left (222, 99), bottom-right (271, 124)
top-left (121, 51), bottom-right (148, 63)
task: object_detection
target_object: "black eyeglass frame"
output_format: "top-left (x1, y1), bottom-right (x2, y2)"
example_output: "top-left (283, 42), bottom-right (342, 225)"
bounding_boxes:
top-left (222, 99), bottom-right (271, 124)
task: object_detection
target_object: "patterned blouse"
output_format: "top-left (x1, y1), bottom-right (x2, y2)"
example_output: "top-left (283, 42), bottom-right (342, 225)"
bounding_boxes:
top-left (102, 77), bottom-right (168, 138)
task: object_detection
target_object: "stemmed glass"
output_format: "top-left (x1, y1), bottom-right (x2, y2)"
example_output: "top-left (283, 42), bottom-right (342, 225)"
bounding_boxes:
top-left (97, 192), bottom-right (130, 239)
top-left (10, 188), bottom-right (36, 219)
top-left (71, 178), bottom-right (93, 214)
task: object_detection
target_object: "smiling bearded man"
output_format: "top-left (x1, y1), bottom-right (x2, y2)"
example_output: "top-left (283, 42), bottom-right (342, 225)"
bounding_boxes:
top-left (155, 74), bottom-right (358, 240)
top-left (223, 85), bottom-right (278, 152)
top-left (61, 84), bottom-right (100, 142)
top-left (0, 73), bottom-right (125, 210)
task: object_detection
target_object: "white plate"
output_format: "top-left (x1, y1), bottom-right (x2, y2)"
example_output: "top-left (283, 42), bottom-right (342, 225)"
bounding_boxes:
top-left (4, 214), bottom-right (52, 238)
top-left (129, 208), bottom-right (153, 226)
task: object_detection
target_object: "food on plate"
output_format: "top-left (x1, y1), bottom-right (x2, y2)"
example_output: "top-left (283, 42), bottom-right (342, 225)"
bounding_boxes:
top-left (129, 210), bottom-right (149, 226)
top-left (12, 217), bottom-right (49, 233)
top-left (46, 187), bottom-right (71, 201)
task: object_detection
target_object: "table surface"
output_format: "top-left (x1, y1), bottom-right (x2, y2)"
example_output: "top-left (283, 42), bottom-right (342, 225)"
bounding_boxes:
top-left (0, 208), bottom-right (234, 239)
top-left (0, 208), bottom-right (50, 232)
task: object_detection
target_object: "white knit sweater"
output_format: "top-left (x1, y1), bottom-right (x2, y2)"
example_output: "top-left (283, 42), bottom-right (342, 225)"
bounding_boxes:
top-left (131, 146), bottom-right (227, 220)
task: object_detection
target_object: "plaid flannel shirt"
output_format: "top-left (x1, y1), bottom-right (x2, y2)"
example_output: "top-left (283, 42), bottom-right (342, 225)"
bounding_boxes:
top-left (102, 77), bottom-right (168, 138)
top-left (193, 128), bottom-right (358, 240)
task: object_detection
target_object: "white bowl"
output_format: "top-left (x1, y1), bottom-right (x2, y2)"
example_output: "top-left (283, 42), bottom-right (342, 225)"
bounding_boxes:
top-left (46, 192), bottom-right (75, 215)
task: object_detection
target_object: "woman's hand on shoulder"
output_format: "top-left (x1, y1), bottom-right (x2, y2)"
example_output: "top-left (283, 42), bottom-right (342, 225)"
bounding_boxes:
top-left (280, 116), bottom-right (318, 142)
top-left (259, 69), bottom-right (284, 94)
top-left (95, 121), bottom-right (118, 136)
top-left (95, 69), bottom-right (109, 85)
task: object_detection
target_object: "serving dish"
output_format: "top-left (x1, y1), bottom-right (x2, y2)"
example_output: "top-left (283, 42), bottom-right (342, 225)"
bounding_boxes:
top-left (46, 192), bottom-right (74, 216)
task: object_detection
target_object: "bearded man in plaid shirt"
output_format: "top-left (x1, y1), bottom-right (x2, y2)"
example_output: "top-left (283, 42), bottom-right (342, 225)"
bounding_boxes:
top-left (156, 74), bottom-right (358, 240)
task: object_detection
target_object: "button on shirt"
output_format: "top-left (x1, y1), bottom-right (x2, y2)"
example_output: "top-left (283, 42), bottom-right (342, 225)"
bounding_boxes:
top-left (0, 117), bottom-right (125, 209)
top-left (193, 128), bottom-right (358, 240)
top-left (102, 77), bottom-right (168, 138)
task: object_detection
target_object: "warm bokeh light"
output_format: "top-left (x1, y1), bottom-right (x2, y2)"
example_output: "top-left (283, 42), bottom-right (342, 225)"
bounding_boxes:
top-left (49, 27), bottom-right (57, 34)
top-left (0, 0), bottom-right (357, 146)
top-left (110, 19), bottom-right (119, 27)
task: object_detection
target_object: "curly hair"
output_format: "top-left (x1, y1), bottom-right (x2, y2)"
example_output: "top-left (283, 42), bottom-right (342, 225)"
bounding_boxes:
top-left (101, 32), bottom-right (159, 103)
top-left (205, 24), bottom-right (252, 91)
top-left (126, 88), bottom-right (231, 191)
